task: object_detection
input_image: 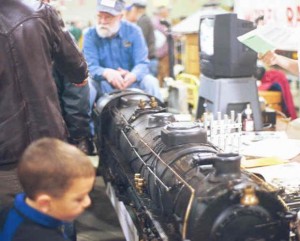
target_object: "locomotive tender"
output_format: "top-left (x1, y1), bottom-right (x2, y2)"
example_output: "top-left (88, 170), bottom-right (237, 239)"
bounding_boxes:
top-left (94, 90), bottom-right (297, 241)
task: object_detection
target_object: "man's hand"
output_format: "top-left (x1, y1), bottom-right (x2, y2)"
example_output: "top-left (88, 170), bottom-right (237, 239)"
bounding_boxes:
top-left (73, 78), bottom-right (88, 87)
top-left (117, 67), bottom-right (129, 77)
top-left (258, 51), bottom-right (299, 76)
top-left (258, 51), bottom-right (278, 66)
top-left (123, 72), bottom-right (137, 89)
top-left (103, 68), bottom-right (125, 90)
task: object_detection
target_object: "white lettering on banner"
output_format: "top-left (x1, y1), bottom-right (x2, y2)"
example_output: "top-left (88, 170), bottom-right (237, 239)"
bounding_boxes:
top-left (234, 0), bottom-right (300, 27)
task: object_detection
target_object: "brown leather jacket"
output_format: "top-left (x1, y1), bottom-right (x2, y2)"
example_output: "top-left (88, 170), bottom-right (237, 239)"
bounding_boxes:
top-left (0, 0), bottom-right (88, 165)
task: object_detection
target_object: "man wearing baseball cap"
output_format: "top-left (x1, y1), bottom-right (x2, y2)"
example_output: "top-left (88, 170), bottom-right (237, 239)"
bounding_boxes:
top-left (83, 0), bottom-right (162, 113)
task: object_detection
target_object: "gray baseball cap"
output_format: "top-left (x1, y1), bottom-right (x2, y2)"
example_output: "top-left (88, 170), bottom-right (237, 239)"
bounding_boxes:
top-left (132, 0), bottom-right (147, 7)
top-left (97, 0), bottom-right (125, 16)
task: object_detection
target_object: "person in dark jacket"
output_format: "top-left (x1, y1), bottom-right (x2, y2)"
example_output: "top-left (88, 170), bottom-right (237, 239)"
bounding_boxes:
top-left (0, 138), bottom-right (95, 241)
top-left (125, 0), bottom-right (158, 77)
top-left (48, 4), bottom-right (94, 155)
top-left (0, 0), bottom-right (88, 208)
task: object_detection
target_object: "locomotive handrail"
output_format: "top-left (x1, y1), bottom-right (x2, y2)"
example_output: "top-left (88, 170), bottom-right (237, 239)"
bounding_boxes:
top-left (120, 125), bottom-right (195, 240)
top-left (120, 129), bottom-right (171, 191)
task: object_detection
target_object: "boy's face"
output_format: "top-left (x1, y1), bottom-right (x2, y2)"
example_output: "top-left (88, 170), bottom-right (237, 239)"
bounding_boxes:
top-left (48, 176), bottom-right (95, 221)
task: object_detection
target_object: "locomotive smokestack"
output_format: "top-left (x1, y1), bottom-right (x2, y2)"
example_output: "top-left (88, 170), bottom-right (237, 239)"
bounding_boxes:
top-left (212, 153), bottom-right (241, 181)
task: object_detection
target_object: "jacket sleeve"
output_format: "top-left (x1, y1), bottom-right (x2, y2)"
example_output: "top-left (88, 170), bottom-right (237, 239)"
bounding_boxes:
top-left (138, 17), bottom-right (156, 59)
top-left (46, 5), bottom-right (88, 84)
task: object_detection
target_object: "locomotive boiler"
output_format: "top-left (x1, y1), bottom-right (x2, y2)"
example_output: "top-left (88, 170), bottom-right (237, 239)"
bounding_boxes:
top-left (94, 90), bottom-right (297, 241)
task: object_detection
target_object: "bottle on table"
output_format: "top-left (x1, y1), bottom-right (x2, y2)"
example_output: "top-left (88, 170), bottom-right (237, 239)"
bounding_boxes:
top-left (243, 104), bottom-right (254, 132)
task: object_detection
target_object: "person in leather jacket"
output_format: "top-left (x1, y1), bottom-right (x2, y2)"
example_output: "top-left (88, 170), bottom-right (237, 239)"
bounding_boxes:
top-left (48, 4), bottom-right (94, 155)
top-left (0, 0), bottom-right (88, 207)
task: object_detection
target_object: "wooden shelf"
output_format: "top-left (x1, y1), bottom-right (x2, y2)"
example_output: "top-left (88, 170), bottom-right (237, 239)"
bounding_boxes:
top-left (259, 90), bottom-right (282, 111)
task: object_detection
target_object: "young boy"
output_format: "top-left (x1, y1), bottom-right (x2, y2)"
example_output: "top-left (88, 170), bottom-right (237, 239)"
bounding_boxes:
top-left (0, 138), bottom-right (96, 241)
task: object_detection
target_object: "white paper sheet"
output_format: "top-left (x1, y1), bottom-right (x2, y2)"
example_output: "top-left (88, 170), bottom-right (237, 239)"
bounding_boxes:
top-left (240, 132), bottom-right (300, 160)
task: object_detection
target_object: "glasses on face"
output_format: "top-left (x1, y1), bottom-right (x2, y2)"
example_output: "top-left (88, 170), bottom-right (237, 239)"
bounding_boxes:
top-left (97, 13), bottom-right (116, 23)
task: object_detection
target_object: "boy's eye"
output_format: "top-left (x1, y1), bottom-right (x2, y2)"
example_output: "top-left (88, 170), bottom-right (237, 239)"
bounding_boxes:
top-left (75, 197), bottom-right (85, 202)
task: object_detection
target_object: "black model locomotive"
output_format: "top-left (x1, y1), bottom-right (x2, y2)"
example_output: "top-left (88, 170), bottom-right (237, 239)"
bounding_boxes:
top-left (94, 90), bottom-right (297, 241)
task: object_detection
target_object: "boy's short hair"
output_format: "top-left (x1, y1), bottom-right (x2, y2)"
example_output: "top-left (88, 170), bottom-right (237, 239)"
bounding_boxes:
top-left (18, 138), bottom-right (95, 200)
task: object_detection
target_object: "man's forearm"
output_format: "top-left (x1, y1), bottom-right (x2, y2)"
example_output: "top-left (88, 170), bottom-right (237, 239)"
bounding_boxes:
top-left (131, 63), bottom-right (149, 82)
top-left (276, 55), bottom-right (299, 76)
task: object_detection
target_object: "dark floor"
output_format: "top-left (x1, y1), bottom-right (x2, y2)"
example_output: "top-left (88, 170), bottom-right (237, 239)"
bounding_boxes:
top-left (76, 177), bottom-right (126, 241)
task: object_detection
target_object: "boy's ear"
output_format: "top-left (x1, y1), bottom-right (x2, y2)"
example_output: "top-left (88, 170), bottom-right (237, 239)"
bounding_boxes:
top-left (35, 194), bottom-right (52, 212)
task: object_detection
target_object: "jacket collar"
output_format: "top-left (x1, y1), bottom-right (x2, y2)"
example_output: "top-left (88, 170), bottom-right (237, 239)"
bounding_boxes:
top-left (14, 193), bottom-right (68, 228)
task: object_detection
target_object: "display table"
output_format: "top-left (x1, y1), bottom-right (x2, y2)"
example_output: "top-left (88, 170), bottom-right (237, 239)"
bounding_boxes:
top-left (241, 117), bottom-right (300, 211)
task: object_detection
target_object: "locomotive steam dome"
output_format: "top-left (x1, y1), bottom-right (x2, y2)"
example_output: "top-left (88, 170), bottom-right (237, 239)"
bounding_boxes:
top-left (147, 112), bottom-right (176, 128)
top-left (161, 122), bottom-right (207, 147)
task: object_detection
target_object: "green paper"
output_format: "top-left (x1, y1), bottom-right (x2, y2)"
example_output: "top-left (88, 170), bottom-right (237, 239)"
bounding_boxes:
top-left (240, 35), bottom-right (276, 54)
